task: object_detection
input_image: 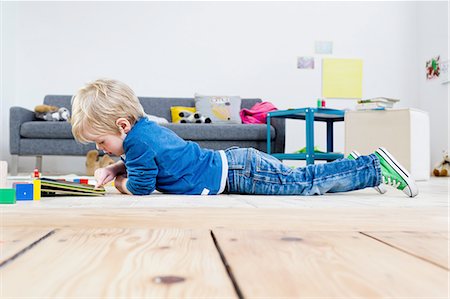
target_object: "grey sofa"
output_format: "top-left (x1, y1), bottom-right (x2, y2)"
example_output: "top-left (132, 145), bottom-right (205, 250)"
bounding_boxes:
top-left (10, 95), bottom-right (285, 174)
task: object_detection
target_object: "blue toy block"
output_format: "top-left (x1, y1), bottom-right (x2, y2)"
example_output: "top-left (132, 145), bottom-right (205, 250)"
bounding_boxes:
top-left (15, 183), bottom-right (34, 200)
top-left (73, 179), bottom-right (80, 183)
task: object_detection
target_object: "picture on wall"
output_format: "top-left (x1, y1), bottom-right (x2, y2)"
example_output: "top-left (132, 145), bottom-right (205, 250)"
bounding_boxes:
top-left (426, 55), bottom-right (441, 80)
top-left (322, 58), bottom-right (363, 99)
top-left (315, 41), bottom-right (333, 55)
top-left (297, 56), bottom-right (315, 69)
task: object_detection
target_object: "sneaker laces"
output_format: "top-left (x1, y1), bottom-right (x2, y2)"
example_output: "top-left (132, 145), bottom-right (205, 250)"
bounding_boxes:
top-left (382, 176), bottom-right (401, 188)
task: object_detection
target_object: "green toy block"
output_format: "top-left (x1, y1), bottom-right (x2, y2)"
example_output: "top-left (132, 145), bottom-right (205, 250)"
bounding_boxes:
top-left (0, 188), bottom-right (16, 204)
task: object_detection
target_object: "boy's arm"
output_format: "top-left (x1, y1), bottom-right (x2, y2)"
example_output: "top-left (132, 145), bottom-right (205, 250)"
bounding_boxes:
top-left (114, 174), bottom-right (132, 195)
top-left (124, 140), bottom-right (158, 195)
top-left (94, 160), bottom-right (127, 188)
top-left (110, 160), bottom-right (126, 175)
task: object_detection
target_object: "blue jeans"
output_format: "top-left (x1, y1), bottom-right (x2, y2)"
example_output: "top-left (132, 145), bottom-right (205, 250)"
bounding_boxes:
top-left (224, 147), bottom-right (381, 195)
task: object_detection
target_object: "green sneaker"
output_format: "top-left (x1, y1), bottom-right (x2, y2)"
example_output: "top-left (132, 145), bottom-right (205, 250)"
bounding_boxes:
top-left (347, 150), bottom-right (387, 194)
top-left (375, 147), bottom-right (418, 198)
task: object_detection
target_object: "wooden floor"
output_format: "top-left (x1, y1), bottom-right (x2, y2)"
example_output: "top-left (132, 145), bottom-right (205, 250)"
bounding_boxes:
top-left (1, 177), bottom-right (448, 298)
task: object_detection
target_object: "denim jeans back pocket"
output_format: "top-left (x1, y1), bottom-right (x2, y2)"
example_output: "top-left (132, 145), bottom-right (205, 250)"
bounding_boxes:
top-left (226, 148), bottom-right (247, 170)
top-left (254, 149), bottom-right (292, 184)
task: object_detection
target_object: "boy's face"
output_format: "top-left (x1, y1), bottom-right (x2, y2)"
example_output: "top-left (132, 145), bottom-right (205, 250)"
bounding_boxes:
top-left (84, 118), bottom-right (131, 157)
top-left (93, 133), bottom-right (125, 156)
top-left (84, 130), bottom-right (126, 156)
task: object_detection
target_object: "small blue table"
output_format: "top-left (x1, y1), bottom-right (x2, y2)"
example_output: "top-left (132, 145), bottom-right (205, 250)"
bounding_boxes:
top-left (267, 107), bottom-right (345, 165)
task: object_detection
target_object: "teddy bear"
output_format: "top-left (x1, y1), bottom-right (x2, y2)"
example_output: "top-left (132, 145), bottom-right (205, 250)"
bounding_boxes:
top-left (85, 150), bottom-right (116, 176)
top-left (178, 110), bottom-right (212, 123)
top-left (35, 104), bottom-right (70, 121)
top-left (433, 151), bottom-right (450, 176)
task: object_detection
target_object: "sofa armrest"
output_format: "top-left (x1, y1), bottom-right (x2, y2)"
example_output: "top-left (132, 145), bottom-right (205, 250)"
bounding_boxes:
top-left (269, 117), bottom-right (285, 154)
top-left (10, 107), bottom-right (35, 154)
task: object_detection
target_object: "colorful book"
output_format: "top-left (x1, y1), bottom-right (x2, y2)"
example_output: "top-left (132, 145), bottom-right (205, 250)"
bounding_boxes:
top-left (40, 178), bottom-right (106, 197)
top-left (358, 97), bottom-right (400, 104)
top-left (355, 102), bottom-right (391, 110)
top-left (356, 97), bottom-right (399, 110)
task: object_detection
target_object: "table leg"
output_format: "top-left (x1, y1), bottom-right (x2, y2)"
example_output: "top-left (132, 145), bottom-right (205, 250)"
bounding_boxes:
top-left (305, 109), bottom-right (315, 165)
top-left (327, 120), bottom-right (334, 153)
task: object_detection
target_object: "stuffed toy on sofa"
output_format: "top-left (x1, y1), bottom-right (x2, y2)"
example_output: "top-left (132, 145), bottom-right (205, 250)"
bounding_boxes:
top-left (35, 104), bottom-right (70, 121)
top-left (433, 151), bottom-right (450, 177)
top-left (178, 110), bottom-right (212, 123)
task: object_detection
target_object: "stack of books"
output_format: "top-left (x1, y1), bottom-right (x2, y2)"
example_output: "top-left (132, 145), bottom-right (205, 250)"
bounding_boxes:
top-left (40, 178), bottom-right (106, 196)
top-left (355, 97), bottom-right (400, 110)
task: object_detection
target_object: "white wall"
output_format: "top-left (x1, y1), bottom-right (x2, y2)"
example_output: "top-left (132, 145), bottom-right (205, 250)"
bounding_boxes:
top-left (0, 1), bottom-right (446, 174)
top-left (417, 1), bottom-right (449, 169)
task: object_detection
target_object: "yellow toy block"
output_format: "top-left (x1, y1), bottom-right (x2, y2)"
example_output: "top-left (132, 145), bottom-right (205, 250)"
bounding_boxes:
top-left (33, 179), bottom-right (41, 200)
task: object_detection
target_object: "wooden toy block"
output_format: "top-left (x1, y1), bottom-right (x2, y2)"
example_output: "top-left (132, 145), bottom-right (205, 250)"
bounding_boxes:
top-left (0, 189), bottom-right (16, 204)
top-left (80, 179), bottom-right (88, 184)
top-left (33, 180), bottom-right (41, 200)
top-left (73, 179), bottom-right (80, 183)
top-left (0, 161), bottom-right (7, 188)
top-left (32, 168), bottom-right (41, 179)
top-left (15, 183), bottom-right (34, 200)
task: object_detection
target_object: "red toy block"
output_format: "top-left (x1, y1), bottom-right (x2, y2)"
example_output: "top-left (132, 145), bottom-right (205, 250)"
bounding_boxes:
top-left (32, 168), bottom-right (41, 179)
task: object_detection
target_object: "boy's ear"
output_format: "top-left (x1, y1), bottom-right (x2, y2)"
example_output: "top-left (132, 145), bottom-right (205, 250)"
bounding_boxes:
top-left (116, 118), bottom-right (132, 134)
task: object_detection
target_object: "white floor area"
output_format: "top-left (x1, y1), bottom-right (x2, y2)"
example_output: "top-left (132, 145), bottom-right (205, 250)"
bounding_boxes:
top-left (5, 175), bottom-right (449, 210)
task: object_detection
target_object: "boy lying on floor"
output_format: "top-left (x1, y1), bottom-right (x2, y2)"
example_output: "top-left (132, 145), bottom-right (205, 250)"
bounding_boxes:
top-left (70, 79), bottom-right (418, 198)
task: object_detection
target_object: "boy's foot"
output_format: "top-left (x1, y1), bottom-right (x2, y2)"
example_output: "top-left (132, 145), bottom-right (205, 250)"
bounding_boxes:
top-left (347, 151), bottom-right (387, 194)
top-left (374, 147), bottom-right (418, 198)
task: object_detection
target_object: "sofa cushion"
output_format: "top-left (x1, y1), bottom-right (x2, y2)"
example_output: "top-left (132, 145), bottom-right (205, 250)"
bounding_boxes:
top-left (170, 106), bottom-right (196, 123)
top-left (20, 121), bottom-right (276, 141)
top-left (164, 124), bottom-right (275, 141)
top-left (21, 121), bottom-right (74, 139)
top-left (20, 121), bottom-right (275, 141)
top-left (194, 94), bottom-right (242, 124)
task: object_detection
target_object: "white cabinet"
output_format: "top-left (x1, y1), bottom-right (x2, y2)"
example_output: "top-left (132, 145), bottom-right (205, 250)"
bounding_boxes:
top-left (345, 109), bottom-right (430, 180)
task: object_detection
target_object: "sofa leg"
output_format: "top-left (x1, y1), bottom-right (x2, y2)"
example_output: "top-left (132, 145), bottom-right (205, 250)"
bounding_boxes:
top-left (10, 155), bottom-right (18, 176)
top-left (35, 156), bottom-right (43, 172)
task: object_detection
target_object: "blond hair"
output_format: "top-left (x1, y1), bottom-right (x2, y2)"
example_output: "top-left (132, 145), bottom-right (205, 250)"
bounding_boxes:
top-left (71, 79), bottom-right (145, 143)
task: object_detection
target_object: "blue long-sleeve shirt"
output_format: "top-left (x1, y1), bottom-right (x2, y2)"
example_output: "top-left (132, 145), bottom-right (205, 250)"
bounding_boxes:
top-left (124, 117), bottom-right (228, 195)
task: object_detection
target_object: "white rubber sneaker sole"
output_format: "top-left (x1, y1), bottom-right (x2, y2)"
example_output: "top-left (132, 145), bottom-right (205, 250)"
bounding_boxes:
top-left (375, 147), bottom-right (418, 198)
top-left (349, 150), bottom-right (387, 194)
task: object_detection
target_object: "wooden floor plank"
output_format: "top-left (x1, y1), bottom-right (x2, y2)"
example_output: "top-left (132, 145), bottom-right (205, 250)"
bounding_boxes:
top-left (1, 228), bottom-right (236, 298)
top-left (362, 231), bottom-right (449, 269)
top-left (0, 228), bottom-right (55, 264)
top-left (213, 230), bottom-right (449, 298)
top-left (2, 207), bottom-right (447, 232)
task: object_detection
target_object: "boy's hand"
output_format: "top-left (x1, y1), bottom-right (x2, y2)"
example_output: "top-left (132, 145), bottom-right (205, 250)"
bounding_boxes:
top-left (94, 167), bottom-right (116, 188)
top-left (114, 174), bottom-right (132, 195)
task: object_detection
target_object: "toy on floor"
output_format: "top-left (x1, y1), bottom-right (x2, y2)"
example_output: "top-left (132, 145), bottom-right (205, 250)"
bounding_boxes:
top-left (40, 178), bottom-right (105, 196)
top-left (433, 151), bottom-right (450, 176)
top-left (86, 150), bottom-right (115, 176)
top-left (11, 180), bottom-right (41, 201)
top-left (0, 161), bottom-right (7, 188)
top-left (73, 178), bottom-right (89, 184)
top-left (15, 183), bottom-right (34, 200)
top-left (35, 104), bottom-right (70, 121)
top-left (178, 111), bottom-right (212, 124)
top-left (0, 161), bottom-right (15, 204)
top-left (0, 189), bottom-right (15, 204)
top-left (32, 168), bottom-right (41, 179)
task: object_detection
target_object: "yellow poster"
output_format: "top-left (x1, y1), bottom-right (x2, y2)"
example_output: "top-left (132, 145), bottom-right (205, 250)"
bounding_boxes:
top-left (322, 58), bottom-right (363, 99)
